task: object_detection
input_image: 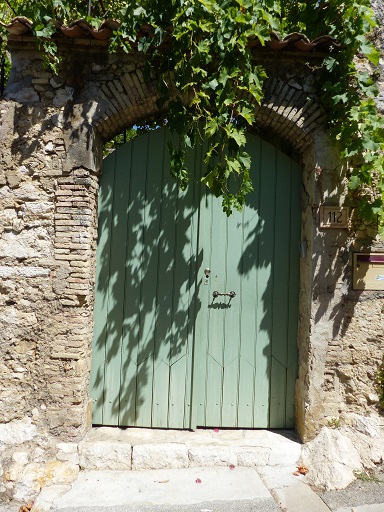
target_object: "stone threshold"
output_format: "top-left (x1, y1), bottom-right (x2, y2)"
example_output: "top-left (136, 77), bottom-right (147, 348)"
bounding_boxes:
top-left (63, 426), bottom-right (302, 471)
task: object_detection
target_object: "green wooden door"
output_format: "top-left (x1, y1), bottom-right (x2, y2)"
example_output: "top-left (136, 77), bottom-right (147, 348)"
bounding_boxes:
top-left (90, 128), bottom-right (301, 429)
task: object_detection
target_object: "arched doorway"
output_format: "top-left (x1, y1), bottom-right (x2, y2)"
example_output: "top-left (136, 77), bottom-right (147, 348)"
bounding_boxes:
top-left (90, 127), bottom-right (302, 429)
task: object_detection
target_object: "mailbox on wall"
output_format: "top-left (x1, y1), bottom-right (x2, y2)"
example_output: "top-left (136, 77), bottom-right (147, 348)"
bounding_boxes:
top-left (353, 253), bottom-right (384, 290)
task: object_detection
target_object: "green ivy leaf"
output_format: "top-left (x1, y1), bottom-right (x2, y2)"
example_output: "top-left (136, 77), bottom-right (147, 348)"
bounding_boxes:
top-left (348, 175), bottom-right (362, 190)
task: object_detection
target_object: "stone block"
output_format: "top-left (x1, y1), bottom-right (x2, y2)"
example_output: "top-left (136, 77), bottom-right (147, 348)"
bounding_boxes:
top-left (132, 443), bottom-right (189, 470)
top-left (31, 484), bottom-right (72, 512)
top-left (0, 418), bottom-right (37, 444)
top-left (13, 183), bottom-right (46, 201)
top-left (299, 427), bottom-right (362, 490)
top-left (236, 447), bottom-right (271, 466)
top-left (6, 169), bottom-right (23, 188)
top-left (7, 451), bottom-right (30, 481)
top-left (0, 266), bottom-right (50, 278)
top-left (0, 230), bottom-right (51, 259)
top-left (188, 445), bottom-right (234, 467)
top-left (53, 87), bottom-right (74, 108)
top-left (79, 441), bottom-right (132, 470)
top-left (13, 461), bottom-right (79, 503)
top-left (352, 414), bottom-right (380, 437)
top-left (5, 86), bottom-right (39, 103)
top-left (56, 443), bottom-right (79, 464)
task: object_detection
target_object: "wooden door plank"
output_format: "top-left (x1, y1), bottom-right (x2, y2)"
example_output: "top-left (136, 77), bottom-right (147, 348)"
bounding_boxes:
top-left (168, 145), bottom-right (200, 428)
top-left (90, 151), bottom-right (116, 425)
top-left (271, 150), bottom-right (292, 369)
top-left (102, 143), bottom-right (133, 425)
top-left (237, 136), bottom-right (261, 427)
top-left (221, 211), bottom-right (243, 426)
top-left (118, 136), bottom-right (142, 424)
top-left (204, 189), bottom-right (233, 428)
top-left (150, 168), bottom-right (176, 427)
top-left (169, 183), bottom-right (195, 365)
top-left (119, 134), bottom-right (147, 427)
top-left (207, 196), bottom-right (228, 367)
top-left (254, 360), bottom-right (270, 427)
top-left (237, 357), bottom-right (256, 426)
top-left (134, 130), bottom-right (169, 427)
top-left (286, 160), bottom-right (301, 427)
top-left (195, 186), bottom-right (217, 426)
top-left (269, 357), bottom-right (287, 428)
top-left (151, 357), bottom-right (170, 428)
top-left (191, 142), bottom-right (208, 428)
top-left (222, 356), bottom-right (240, 427)
top-left (168, 355), bottom-right (190, 427)
top-left (126, 133), bottom-right (157, 427)
top-left (223, 211), bottom-right (242, 369)
top-left (118, 356), bottom-right (139, 426)
top-left (205, 354), bottom-right (223, 426)
top-left (204, 195), bottom-right (228, 426)
top-left (253, 139), bottom-right (276, 426)
top-left (184, 145), bottom-right (203, 429)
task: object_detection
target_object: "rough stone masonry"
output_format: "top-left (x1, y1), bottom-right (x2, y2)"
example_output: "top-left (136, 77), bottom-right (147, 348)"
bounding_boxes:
top-left (0, 3), bottom-right (384, 505)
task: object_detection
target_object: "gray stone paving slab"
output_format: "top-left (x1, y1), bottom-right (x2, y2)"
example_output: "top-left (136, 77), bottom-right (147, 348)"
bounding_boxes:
top-left (319, 477), bottom-right (384, 511)
top-left (273, 481), bottom-right (331, 512)
top-left (52, 467), bottom-right (272, 509)
top-left (257, 464), bottom-right (331, 511)
top-left (331, 506), bottom-right (384, 512)
top-left (55, 499), bottom-right (280, 512)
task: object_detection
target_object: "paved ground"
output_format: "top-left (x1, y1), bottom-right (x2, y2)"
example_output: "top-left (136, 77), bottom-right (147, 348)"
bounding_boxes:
top-left (52, 467), bottom-right (280, 512)
top-left (2, 429), bottom-right (384, 512)
top-left (317, 467), bottom-right (384, 512)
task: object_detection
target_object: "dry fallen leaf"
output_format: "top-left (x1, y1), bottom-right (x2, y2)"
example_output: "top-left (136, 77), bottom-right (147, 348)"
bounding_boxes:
top-left (18, 506), bottom-right (32, 512)
top-left (296, 465), bottom-right (309, 475)
top-left (157, 479), bottom-right (169, 484)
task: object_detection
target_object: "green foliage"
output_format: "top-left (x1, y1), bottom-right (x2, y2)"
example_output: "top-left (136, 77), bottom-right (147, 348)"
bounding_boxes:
top-left (353, 469), bottom-right (381, 483)
top-left (103, 127), bottom-right (138, 156)
top-left (0, 1), bottom-right (383, 223)
top-left (327, 417), bottom-right (341, 429)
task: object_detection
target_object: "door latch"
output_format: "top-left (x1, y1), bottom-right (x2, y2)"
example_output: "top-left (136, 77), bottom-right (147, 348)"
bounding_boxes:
top-left (212, 291), bottom-right (236, 299)
top-left (204, 268), bottom-right (211, 285)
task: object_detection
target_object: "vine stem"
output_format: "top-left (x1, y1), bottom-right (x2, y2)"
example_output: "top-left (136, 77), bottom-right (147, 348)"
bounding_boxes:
top-left (4, 0), bottom-right (17, 17)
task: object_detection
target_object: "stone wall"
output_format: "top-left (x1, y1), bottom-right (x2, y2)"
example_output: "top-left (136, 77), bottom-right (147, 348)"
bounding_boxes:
top-left (299, 3), bottom-right (384, 440)
top-left (0, 8), bottom-right (383, 503)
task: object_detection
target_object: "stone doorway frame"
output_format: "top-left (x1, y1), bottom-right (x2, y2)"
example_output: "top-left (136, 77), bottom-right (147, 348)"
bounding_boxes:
top-left (0, 36), bottom-right (343, 445)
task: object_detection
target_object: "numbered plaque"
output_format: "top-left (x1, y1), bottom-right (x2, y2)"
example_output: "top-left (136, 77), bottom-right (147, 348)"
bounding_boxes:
top-left (320, 206), bottom-right (349, 229)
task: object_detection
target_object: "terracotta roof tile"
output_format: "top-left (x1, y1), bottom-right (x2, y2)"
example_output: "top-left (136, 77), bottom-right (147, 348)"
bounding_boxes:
top-left (1, 17), bottom-right (341, 53)
top-left (0, 16), bottom-right (33, 35)
top-left (52, 19), bottom-right (120, 40)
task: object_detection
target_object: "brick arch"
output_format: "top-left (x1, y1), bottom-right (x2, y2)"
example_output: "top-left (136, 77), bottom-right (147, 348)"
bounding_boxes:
top-left (254, 76), bottom-right (323, 155)
top-left (92, 63), bottom-right (324, 157)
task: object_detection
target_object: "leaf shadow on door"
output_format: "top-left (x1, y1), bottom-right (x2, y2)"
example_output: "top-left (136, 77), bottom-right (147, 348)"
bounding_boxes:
top-left (90, 129), bottom-right (301, 429)
top-left (91, 128), bottom-right (203, 428)
top-left (235, 136), bottom-right (302, 428)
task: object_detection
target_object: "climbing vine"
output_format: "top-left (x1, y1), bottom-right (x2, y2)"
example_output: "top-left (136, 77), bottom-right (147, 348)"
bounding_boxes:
top-left (0, 1), bottom-right (383, 226)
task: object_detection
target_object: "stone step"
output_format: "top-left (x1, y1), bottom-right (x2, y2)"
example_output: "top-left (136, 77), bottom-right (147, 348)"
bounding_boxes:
top-left (59, 427), bottom-right (301, 471)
